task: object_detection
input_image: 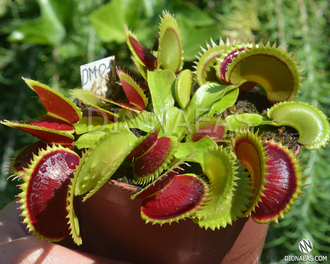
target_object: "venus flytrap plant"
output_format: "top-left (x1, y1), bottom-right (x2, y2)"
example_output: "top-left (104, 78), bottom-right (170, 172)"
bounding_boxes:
top-left (1, 11), bottom-right (329, 247)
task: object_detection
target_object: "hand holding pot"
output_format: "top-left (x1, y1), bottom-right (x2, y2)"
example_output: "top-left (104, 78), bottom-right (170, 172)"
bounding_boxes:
top-left (0, 201), bottom-right (132, 264)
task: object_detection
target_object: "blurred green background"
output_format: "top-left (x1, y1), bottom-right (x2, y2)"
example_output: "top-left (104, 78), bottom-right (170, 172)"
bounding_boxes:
top-left (0, 0), bottom-right (329, 263)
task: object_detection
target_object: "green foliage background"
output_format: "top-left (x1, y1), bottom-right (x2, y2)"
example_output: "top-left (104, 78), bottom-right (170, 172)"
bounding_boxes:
top-left (0, 0), bottom-right (329, 263)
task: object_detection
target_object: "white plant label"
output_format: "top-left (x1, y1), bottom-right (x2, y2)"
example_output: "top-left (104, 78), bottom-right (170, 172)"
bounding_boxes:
top-left (80, 56), bottom-right (116, 98)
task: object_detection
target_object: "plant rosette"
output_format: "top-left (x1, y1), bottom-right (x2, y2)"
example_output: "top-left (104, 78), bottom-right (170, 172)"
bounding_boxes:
top-left (2, 10), bottom-right (329, 264)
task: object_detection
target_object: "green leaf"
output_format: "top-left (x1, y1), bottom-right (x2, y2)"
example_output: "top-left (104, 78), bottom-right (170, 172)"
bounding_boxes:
top-left (140, 0), bottom-right (167, 18)
top-left (208, 88), bottom-right (239, 115)
top-left (170, 1), bottom-right (216, 27)
top-left (226, 113), bottom-right (270, 131)
top-left (72, 89), bottom-right (106, 108)
top-left (119, 110), bottom-right (159, 133)
top-left (75, 125), bottom-right (137, 200)
top-left (174, 136), bottom-right (217, 164)
top-left (175, 15), bottom-right (222, 61)
top-left (73, 131), bottom-right (105, 149)
top-left (186, 83), bottom-right (233, 122)
top-left (175, 69), bottom-right (192, 109)
top-left (89, 0), bottom-right (143, 43)
top-left (7, 0), bottom-right (72, 45)
top-left (162, 106), bottom-right (190, 140)
top-left (74, 116), bottom-right (113, 135)
top-left (148, 69), bottom-right (176, 123)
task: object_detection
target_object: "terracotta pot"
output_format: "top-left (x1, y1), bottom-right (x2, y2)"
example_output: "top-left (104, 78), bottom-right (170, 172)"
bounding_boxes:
top-left (78, 180), bottom-right (268, 264)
